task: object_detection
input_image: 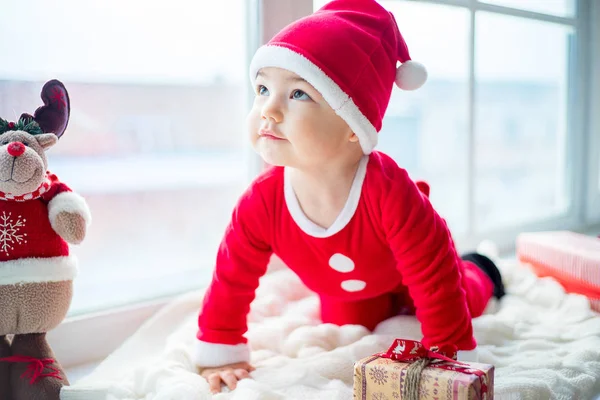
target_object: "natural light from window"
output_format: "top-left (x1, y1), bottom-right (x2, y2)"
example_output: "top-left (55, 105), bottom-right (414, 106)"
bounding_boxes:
top-left (0, 0), bottom-right (248, 314)
top-left (480, 0), bottom-right (575, 17)
top-left (0, 0), bottom-right (595, 315)
top-left (314, 0), bottom-right (574, 236)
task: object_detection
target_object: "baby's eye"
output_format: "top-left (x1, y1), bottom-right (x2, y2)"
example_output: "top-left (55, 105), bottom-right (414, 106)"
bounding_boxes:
top-left (258, 85), bottom-right (269, 96)
top-left (291, 90), bottom-right (311, 101)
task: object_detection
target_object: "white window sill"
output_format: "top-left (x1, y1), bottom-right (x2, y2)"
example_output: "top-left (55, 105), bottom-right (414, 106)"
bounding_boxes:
top-left (52, 257), bottom-right (289, 369)
top-left (66, 362), bottom-right (101, 385)
top-left (49, 296), bottom-right (175, 369)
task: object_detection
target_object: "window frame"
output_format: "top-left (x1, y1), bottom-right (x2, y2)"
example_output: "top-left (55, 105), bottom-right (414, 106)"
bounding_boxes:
top-left (586, 0), bottom-right (600, 223)
top-left (58, 0), bottom-right (600, 370)
top-left (400, 0), bottom-right (598, 253)
top-left (315, 0), bottom-right (598, 250)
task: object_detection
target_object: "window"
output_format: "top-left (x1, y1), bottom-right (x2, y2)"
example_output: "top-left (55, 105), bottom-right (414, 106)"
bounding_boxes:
top-left (0, 0), bottom-right (250, 315)
top-left (588, 0), bottom-right (600, 222)
top-left (473, 13), bottom-right (571, 231)
top-left (375, 2), bottom-right (472, 235)
top-left (480, 0), bottom-right (575, 17)
top-left (0, 0), bottom-right (593, 369)
top-left (314, 0), bottom-right (598, 249)
top-left (2, 0), bottom-right (597, 322)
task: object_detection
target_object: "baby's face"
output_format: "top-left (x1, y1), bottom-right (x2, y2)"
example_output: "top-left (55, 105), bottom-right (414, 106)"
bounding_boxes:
top-left (247, 67), bottom-right (356, 168)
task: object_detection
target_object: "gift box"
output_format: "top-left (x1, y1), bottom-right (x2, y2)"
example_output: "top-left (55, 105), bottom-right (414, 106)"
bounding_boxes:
top-left (353, 339), bottom-right (494, 400)
top-left (516, 231), bottom-right (600, 312)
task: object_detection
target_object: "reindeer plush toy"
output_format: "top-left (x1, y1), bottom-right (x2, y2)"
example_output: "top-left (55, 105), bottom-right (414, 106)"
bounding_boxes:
top-left (0, 80), bottom-right (91, 400)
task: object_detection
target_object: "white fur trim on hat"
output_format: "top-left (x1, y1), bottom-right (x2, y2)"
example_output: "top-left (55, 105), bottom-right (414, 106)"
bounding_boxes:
top-left (395, 61), bottom-right (428, 91)
top-left (249, 45), bottom-right (379, 154)
top-left (193, 339), bottom-right (250, 368)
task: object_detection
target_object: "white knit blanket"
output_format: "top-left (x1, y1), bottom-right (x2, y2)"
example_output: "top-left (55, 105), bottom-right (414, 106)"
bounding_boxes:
top-left (61, 255), bottom-right (600, 400)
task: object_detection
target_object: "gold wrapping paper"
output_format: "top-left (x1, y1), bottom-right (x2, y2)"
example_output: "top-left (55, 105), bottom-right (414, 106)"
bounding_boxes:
top-left (353, 354), bottom-right (494, 400)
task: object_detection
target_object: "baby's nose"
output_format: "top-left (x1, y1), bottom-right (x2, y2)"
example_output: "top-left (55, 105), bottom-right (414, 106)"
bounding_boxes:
top-left (7, 142), bottom-right (26, 157)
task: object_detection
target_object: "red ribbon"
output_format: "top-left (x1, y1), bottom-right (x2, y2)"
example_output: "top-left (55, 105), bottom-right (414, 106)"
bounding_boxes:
top-left (0, 356), bottom-right (63, 385)
top-left (379, 339), bottom-right (489, 396)
top-left (381, 339), bottom-right (462, 364)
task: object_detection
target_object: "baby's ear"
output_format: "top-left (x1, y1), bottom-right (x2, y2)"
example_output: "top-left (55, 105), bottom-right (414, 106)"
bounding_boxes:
top-left (36, 133), bottom-right (58, 150)
top-left (349, 132), bottom-right (360, 143)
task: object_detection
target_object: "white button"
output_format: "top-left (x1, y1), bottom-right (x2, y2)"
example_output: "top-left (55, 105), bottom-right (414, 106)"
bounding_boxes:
top-left (341, 280), bottom-right (366, 292)
top-left (329, 253), bottom-right (355, 273)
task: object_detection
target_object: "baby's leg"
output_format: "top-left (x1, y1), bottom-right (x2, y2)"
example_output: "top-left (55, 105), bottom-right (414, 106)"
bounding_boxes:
top-left (459, 256), bottom-right (497, 318)
top-left (319, 292), bottom-right (399, 331)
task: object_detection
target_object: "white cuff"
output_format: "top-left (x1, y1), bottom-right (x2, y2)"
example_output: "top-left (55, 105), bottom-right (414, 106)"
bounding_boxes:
top-left (193, 340), bottom-right (250, 368)
top-left (48, 191), bottom-right (92, 227)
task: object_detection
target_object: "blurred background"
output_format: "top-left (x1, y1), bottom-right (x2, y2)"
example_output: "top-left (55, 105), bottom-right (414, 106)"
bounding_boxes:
top-left (0, 0), bottom-right (598, 316)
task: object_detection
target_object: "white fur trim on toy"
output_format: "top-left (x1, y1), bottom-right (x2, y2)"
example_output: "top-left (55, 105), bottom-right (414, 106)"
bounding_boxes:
top-left (193, 340), bottom-right (250, 368)
top-left (250, 45), bottom-right (379, 154)
top-left (48, 191), bottom-right (92, 227)
top-left (395, 60), bottom-right (428, 91)
top-left (0, 255), bottom-right (78, 285)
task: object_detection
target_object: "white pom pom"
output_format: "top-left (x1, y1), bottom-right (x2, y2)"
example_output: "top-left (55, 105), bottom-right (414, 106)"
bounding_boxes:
top-left (395, 60), bottom-right (428, 91)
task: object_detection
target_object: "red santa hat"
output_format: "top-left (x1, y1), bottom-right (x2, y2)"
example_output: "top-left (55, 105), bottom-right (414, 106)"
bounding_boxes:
top-left (249, 0), bottom-right (427, 154)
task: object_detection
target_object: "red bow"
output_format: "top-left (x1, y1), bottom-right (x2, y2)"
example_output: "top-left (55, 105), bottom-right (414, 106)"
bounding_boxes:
top-left (382, 338), bottom-right (462, 364)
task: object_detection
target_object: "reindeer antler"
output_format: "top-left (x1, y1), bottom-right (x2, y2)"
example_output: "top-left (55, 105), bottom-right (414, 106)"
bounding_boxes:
top-left (21, 80), bottom-right (71, 138)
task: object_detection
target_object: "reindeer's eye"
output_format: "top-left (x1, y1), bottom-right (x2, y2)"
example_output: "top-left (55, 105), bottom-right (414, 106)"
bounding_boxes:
top-left (1, 141), bottom-right (8, 146)
top-left (22, 142), bottom-right (29, 147)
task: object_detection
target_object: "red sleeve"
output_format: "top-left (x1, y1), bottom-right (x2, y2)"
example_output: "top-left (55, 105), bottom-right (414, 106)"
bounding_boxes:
top-left (41, 173), bottom-right (71, 203)
top-left (197, 180), bottom-right (273, 345)
top-left (382, 167), bottom-right (476, 351)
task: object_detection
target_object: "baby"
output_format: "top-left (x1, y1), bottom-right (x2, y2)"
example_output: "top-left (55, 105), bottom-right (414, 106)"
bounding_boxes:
top-left (195, 0), bottom-right (504, 393)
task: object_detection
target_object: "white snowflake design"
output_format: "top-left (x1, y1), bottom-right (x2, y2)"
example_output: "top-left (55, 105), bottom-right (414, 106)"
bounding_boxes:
top-left (0, 212), bottom-right (27, 256)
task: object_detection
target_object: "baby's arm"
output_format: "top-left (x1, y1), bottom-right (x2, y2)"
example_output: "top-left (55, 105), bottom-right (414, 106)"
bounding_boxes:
top-left (382, 169), bottom-right (476, 351)
top-left (195, 183), bottom-right (273, 381)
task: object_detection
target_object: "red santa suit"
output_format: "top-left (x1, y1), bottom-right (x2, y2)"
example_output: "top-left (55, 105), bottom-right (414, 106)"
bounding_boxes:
top-left (195, 152), bottom-right (494, 367)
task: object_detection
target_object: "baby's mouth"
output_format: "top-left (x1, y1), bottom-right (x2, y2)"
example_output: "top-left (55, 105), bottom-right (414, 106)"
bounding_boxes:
top-left (259, 129), bottom-right (286, 140)
top-left (262, 134), bottom-right (285, 141)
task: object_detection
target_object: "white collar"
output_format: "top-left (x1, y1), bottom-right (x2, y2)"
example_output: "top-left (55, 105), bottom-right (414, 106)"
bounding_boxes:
top-left (284, 155), bottom-right (369, 238)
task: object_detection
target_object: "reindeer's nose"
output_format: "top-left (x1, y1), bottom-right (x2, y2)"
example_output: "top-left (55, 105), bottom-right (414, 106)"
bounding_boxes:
top-left (7, 142), bottom-right (26, 157)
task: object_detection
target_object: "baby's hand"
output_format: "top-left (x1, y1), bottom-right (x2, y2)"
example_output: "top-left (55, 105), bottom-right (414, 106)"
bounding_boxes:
top-left (198, 361), bottom-right (255, 393)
